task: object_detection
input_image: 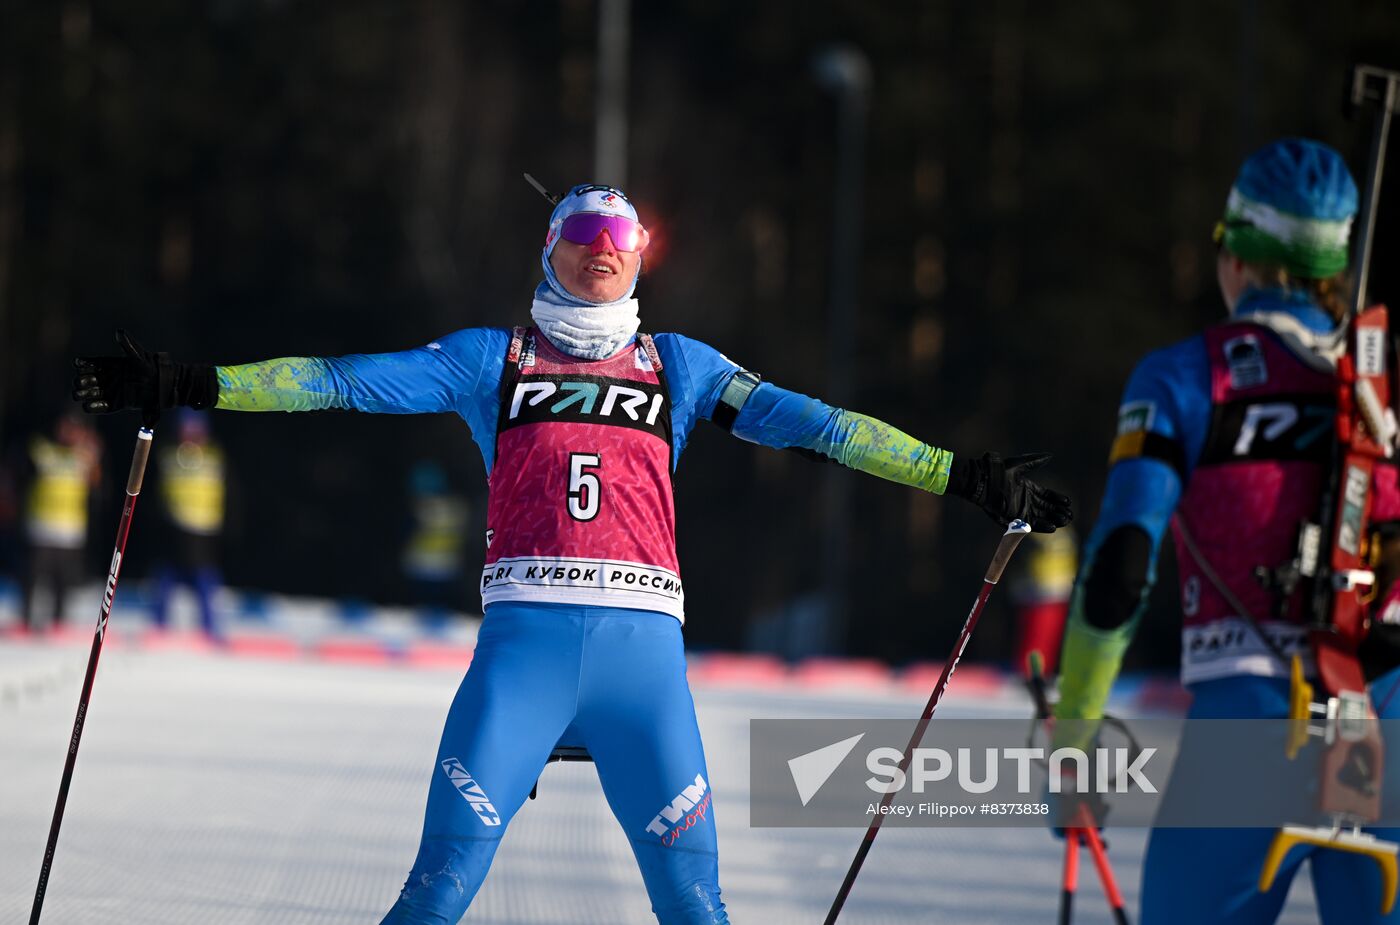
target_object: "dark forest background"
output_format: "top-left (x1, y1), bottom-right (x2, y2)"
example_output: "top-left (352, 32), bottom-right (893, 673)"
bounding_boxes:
top-left (1, 0), bottom-right (1398, 668)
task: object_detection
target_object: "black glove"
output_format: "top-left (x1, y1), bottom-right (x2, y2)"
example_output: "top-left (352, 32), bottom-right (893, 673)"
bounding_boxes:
top-left (72, 330), bottom-right (218, 426)
top-left (946, 451), bottom-right (1072, 533)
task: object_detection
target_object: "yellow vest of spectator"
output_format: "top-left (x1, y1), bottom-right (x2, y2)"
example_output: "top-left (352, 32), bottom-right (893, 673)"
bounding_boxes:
top-left (404, 495), bottom-right (469, 580)
top-left (27, 437), bottom-right (90, 548)
top-left (161, 442), bottom-right (225, 536)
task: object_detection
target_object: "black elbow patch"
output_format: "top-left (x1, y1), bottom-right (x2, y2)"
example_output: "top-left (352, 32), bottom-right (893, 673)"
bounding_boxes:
top-left (1082, 525), bottom-right (1151, 630)
top-left (787, 446), bottom-right (834, 466)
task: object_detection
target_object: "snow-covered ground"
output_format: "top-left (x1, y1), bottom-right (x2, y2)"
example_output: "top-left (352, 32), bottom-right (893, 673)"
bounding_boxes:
top-left (0, 597), bottom-right (1320, 924)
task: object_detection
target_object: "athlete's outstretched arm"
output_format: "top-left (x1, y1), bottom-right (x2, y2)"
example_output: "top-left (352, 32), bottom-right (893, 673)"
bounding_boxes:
top-left (74, 328), bottom-right (498, 417)
top-left (729, 381), bottom-right (955, 493)
top-left (660, 332), bottom-right (1070, 532)
top-left (214, 341), bottom-right (484, 414)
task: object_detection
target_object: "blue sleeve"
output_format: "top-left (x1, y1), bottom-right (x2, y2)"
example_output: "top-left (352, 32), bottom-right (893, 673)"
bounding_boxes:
top-left (1082, 334), bottom-right (1211, 575)
top-left (438, 328), bottom-right (508, 473)
top-left (729, 382), bottom-right (836, 451)
top-left (655, 333), bottom-right (952, 492)
top-left (653, 333), bottom-right (743, 467)
top-left (655, 331), bottom-right (889, 453)
top-left (218, 327), bottom-right (508, 471)
top-left (324, 327), bottom-right (508, 471)
top-left (731, 382), bottom-right (953, 492)
top-left (316, 327), bottom-right (504, 417)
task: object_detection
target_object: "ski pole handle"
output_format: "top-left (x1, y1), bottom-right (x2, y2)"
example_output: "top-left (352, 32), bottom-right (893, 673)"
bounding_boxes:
top-left (985, 519), bottom-right (1033, 584)
top-left (127, 427), bottom-right (153, 495)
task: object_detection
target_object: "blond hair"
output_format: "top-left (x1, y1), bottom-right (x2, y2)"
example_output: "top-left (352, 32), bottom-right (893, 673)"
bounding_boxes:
top-left (1244, 262), bottom-right (1353, 323)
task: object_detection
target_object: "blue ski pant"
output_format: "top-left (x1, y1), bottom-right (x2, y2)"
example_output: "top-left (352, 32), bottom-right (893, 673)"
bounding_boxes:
top-left (152, 564), bottom-right (220, 634)
top-left (1140, 667), bottom-right (1400, 925)
top-left (380, 601), bottom-right (728, 924)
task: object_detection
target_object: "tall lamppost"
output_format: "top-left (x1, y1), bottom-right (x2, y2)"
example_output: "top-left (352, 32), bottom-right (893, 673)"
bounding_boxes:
top-left (813, 46), bottom-right (871, 653)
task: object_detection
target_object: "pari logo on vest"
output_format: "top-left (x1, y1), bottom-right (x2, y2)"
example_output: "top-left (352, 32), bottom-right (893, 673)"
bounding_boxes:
top-left (504, 374), bottom-right (667, 440)
top-left (645, 773), bottom-right (711, 847)
top-left (440, 758), bottom-right (501, 826)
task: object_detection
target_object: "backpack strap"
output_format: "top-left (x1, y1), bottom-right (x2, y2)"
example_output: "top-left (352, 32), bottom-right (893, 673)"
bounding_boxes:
top-left (496, 326), bottom-right (534, 461)
top-left (505, 325), bottom-right (529, 368)
top-left (637, 333), bottom-right (664, 372)
top-left (638, 333), bottom-right (675, 475)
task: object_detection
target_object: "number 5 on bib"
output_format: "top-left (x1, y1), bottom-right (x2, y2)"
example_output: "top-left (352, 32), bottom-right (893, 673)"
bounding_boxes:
top-left (568, 453), bottom-right (602, 521)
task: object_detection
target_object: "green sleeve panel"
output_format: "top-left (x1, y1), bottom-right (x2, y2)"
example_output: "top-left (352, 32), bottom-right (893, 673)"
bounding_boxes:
top-left (1056, 605), bottom-right (1136, 721)
top-left (1052, 604), bottom-right (1137, 751)
top-left (825, 410), bottom-right (954, 495)
top-left (215, 358), bottom-right (348, 412)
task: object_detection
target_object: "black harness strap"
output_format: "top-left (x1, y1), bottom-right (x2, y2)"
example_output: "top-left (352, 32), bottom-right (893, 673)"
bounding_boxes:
top-left (711, 369), bottom-right (762, 433)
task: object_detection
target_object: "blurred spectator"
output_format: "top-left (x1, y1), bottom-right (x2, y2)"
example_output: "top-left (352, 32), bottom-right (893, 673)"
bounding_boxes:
top-left (152, 410), bottom-right (225, 634)
top-left (0, 458), bottom-right (19, 591)
top-left (1010, 526), bottom-right (1078, 679)
top-left (22, 414), bottom-right (102, 631)
top-left (401, 461), bottom-right (469, 621)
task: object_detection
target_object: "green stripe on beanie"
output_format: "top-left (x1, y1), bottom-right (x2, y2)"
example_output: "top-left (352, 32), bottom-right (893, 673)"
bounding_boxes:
top-left (1223, 224), bottom-right (1350, 279)
top-left (1223, 187), bottom-right (1352, 278)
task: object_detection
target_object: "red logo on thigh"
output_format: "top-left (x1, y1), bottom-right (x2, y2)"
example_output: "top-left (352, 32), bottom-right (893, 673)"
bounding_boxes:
top-left (660, 792), bottom-right (712, 847)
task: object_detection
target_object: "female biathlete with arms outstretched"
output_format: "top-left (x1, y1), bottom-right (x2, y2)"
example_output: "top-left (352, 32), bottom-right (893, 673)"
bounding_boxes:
top-left (73, 182), bottom-right (1072, 924)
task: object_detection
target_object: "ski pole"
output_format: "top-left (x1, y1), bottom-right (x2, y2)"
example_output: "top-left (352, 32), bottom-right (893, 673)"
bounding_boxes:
top-left (1028, 651), bottom-right (1134, 925)
top-left (1030, 651), bottom-right (1085, 925)
top-left (823, 519), bottom-right (1033, 925)
top-left (1080, 819), bottom-right (1130, 925)
top-left (30, 426), bottom-right (154, 925)
top-left (1060, 828), bottom-right (1081, 925)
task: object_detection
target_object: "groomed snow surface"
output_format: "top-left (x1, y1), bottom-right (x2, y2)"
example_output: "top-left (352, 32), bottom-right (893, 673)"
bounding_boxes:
top-left (1, 603), bottom-right (1320, 924)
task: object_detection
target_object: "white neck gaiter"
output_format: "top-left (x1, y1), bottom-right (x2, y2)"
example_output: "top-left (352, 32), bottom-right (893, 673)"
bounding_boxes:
top-left (530, 297), bottom-right (641, 361)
